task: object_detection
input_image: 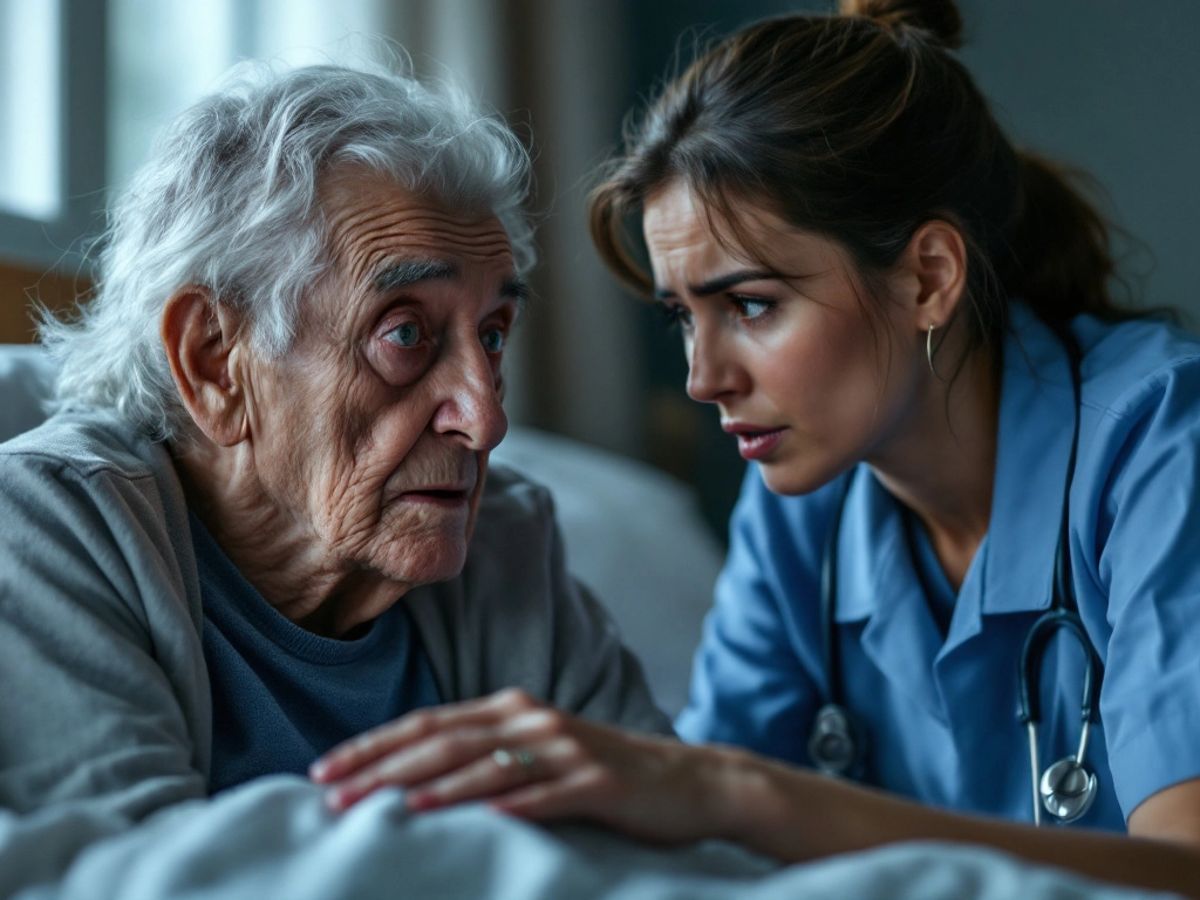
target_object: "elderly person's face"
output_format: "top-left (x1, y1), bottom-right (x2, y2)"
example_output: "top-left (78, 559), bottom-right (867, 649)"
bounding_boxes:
top-left (227, 170), bottom-right (521, 599)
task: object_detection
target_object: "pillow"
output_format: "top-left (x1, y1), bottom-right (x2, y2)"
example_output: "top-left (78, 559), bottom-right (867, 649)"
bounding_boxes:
top-left (493, 429), bottom-right (721, 717)
top-left (0, 344), bottom-right (57, 443)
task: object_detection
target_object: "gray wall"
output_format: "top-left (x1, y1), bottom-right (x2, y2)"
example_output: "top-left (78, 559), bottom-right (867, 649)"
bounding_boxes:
top-left (959, 0), bottom-right (1200, 322)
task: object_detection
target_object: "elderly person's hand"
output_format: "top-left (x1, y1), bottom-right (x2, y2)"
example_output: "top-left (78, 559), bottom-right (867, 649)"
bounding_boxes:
top-left (309, 689), bottom-right (742, 846)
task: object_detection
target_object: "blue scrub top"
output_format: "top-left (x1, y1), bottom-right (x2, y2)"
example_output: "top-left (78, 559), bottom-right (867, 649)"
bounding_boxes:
top-left (676, 304), bottom-right (1200, 831)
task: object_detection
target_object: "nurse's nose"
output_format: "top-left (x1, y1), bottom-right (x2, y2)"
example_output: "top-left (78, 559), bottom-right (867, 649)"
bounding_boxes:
top-left (685, 324), bottom-right (744, 404)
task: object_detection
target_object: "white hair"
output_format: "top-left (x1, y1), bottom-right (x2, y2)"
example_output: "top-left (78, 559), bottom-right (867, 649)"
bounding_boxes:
top-left (41, 60), bottom-right (535, 439)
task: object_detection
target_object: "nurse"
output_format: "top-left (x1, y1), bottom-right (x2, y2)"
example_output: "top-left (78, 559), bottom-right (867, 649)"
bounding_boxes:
top-left (310, 0), bottom-right (1200, 892)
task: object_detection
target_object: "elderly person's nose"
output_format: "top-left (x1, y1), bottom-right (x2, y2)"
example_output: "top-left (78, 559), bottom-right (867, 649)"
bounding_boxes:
top-left (432, 342), bottom-right (508, 451)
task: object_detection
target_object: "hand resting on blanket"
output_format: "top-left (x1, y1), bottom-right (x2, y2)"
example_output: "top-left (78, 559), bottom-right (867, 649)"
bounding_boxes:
top-left (310, 688), bottom-right (743, 846)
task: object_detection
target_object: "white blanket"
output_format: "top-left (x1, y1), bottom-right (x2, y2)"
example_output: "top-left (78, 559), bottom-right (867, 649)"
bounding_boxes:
top-left (1, 777), bottom-right (1174, 899)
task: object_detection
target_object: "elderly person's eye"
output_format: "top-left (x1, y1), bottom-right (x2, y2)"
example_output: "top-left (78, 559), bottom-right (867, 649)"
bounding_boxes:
top-left (481, 327), bottom-right (507, 354)
top-left (384, 322), bottom-right (423, 348)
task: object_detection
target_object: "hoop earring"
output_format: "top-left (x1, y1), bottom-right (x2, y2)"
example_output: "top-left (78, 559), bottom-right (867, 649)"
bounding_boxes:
top-left (926, 323), bottom-right (942, 380)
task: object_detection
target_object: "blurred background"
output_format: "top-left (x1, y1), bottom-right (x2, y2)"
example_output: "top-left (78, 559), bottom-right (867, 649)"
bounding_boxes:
top-left (2, 0), bottom-right (1198, 540)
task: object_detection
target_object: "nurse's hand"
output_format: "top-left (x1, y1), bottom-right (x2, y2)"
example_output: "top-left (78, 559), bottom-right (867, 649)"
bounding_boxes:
top-left (308, 688), bottom-right (741, 846)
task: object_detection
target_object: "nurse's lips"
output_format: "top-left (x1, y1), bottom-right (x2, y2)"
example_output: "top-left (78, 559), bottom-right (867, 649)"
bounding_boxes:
top-left (723, 422), bottom-right (788, 461)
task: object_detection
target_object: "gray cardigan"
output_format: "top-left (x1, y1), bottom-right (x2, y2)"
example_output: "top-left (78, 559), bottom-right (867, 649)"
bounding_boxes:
top-left (0, 410), bottom-right (669, 820)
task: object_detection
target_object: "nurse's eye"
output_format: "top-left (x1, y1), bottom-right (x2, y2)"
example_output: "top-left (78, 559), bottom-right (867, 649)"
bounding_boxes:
top-left (481, 325), bottom-right (507, 354)
top-left (658, 302), bottom-right (693, 331)
top-left (383, 321), bottom-right (423, 348)
top-left (730, 295), bottom-right (775, 321)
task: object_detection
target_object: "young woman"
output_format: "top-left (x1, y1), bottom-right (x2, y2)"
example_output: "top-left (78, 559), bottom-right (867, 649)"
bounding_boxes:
top-left (309, 1), bottom-right (1200, 893)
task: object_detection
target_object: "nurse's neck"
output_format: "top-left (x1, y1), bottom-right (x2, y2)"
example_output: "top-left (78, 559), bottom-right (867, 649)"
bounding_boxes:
top-left (869, 345), bottom-right (1000, 593)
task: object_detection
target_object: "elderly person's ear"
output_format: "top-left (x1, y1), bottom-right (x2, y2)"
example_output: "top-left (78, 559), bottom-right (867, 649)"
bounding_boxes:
top-left (161, 287), bottom-right (248, 446)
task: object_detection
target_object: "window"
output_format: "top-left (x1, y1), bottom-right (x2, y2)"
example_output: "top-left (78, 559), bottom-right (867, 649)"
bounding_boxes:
top-left (0, 0), bottom-right (60, 220)
top-left (108, 0), bottom-right (392, 192)
top-left (0, 0), bottom-right (392, 270)
top-left (0, 0), bottom-right (105, 271)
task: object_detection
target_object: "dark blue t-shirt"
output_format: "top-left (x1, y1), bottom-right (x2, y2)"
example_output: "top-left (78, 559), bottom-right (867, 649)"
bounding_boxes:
top-left (190, 512), bottom-right (441, 794)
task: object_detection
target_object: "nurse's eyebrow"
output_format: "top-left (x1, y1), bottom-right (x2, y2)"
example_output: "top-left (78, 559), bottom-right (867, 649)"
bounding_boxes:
top-left (653, 268), bottom-right (780, 301)
top-left (372, 258), bottom-right (457, 293)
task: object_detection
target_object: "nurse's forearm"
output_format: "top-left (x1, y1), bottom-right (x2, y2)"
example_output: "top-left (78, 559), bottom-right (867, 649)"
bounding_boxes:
top-left (713, 750), bottom-right (1200, 897)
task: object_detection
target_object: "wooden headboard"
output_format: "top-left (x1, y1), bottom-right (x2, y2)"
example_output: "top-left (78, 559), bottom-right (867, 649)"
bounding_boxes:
top-left (0, 262), bottom-right (90, 344)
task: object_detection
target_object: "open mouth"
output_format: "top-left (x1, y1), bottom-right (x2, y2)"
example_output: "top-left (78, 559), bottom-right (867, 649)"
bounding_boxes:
top-left (735, 428), bottom-right (786, 460)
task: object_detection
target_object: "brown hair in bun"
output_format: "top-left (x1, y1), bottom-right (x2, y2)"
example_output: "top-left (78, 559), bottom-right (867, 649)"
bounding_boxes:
top-left (840, 0), bottom-right (963, 50)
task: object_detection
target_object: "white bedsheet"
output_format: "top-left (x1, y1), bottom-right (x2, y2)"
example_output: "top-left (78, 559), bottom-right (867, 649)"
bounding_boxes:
top-left (1, 777), bottom-right (1175, 899)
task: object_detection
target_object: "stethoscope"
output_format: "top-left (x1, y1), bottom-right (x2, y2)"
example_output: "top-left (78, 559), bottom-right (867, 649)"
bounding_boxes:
top-left (806, 328), bottom-right (1105, 826)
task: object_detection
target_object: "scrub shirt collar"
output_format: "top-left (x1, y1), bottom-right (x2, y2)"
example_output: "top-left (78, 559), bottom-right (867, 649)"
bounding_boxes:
top-left (831, 469), bottom-right (906, 623)
top-left (831, 304), bottom-right (1077, 622)
top-left (833, 463), bottom-right (955, 719)
top-left (980, 304), bottom-right (1078, 615)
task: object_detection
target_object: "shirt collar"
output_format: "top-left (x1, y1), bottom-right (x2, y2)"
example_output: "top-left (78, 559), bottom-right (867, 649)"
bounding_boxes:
top-left (832, 467), bottom-right (915, 622)
top-left (981, 304), bottom-right (1077, 615)
top-left (831, 466), bottom-right (949, 719)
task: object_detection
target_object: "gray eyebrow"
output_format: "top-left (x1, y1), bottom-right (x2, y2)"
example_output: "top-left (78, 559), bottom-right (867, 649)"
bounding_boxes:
top-left (372, 259), bottom-right (528, 311)
top-left (501, 277), bottom-right (530, 309)
top-left (372, 258), bottom-right (458, 293)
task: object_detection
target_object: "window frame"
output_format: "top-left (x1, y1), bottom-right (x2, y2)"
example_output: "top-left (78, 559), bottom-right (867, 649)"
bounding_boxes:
top-left (0, 0), bottom-right (107, 273)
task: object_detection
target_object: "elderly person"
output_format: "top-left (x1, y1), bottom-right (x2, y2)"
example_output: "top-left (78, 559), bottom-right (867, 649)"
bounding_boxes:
top-left (0, 63), bottom-right (665, 820)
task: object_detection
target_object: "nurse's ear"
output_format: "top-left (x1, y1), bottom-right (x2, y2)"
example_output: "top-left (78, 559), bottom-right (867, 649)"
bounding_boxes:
top-left (886, 220), bottom-right (968, 333)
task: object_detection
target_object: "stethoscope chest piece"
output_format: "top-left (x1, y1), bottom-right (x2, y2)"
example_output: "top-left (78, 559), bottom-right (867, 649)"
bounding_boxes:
top-left (1039, 755), bottom-right (1098, 823)
top-left (807, 702), bottom-right (861, 777)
